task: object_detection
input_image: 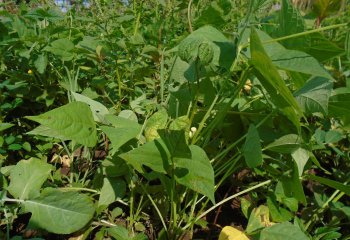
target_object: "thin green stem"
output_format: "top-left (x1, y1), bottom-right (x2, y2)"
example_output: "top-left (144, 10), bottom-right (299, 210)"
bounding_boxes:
top-left (187, 0), bottom-right (193, 33)
top-left (140, 184), bottom-right (168, 232)
top-left (160, 48), bottom-right (166, 105)
top-left (58, 187), bottom-right (98, 193)
top-left (182, 179), bottom-right (272, 230)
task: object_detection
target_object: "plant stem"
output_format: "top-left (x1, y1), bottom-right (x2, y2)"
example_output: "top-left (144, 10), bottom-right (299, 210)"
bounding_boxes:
top-left (182, 179), bottom-right (272, 230)
top-left (140, 184), bottom-right (168, 232)
top-left (187, 0), bottom-right (193, 33)
top-left (58, 187), bottom-right (98, 193)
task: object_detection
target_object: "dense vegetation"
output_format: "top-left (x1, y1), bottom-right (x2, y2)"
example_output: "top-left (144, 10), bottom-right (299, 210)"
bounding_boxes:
top-left (0, 0), bottom-right (349, 239)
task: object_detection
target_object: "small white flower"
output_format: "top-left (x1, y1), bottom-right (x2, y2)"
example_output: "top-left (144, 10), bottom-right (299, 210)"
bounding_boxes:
top-left (190, 127), bottom-right (197, 133)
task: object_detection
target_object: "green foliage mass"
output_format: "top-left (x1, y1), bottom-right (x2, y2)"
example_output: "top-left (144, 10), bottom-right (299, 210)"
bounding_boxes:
top-left (0, 0), bottom-right (350, 239)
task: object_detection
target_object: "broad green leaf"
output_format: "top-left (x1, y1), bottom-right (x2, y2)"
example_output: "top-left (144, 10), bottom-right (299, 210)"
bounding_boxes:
top-left (195, 2), bottom-right (225, 28)
top-left (119, 140), bottom-right (169, 174)
top-left (101, 126), bottom-right (140, 154)
top-left (105, 114), bottom-right (141, 130)
top-left (7, 159), bottom-right (53, 200)
top-left (98, 177), bottom-right (126, 207)
top-left (294, 77), bottom-right (333, 115)
top-left (26, 102), bottom-right (97, 147)
top-left (265, 134), bottom-right (301, 154)
top-left (291, 148), bottom-right (309, 176)
top-left (158, 129), bottom-right (191, 158)
top-left (243, 29), bottom-right (332, 80)
top-left (324, 130), bottom-right (343, 143)
top-left (260, 222), bottom-right (309, 240)
top-left (101, 115), bottom-right (141, 154)
top-left (267, 196), bottom-right (293, 222)
top-left (23, 188), bottom-right (95, 234)
top-left (169, 116), bottom-right (190, 129)
top-left (107, 225), bottom-right (147, 240)
top-left (0, 123), bottom-right (14, 132)
top-left (144, 110), bottom-right (168, 142)
top-left (271, 50), bottom-right (332, 79)
top-left (328, 89), bottom-right (350, 130)
top-left (107, 225), bottom-right (128, 240)
top-left (72, 92), bottom-right (109, 122)
top-left (44, 38), bottom-right (75, 61)
top-left (246, 205), bottom-right (271, 234)
top-left (118, 110), bottom-right (138, 122)
top-left (34, 54), bottom-right (48, 74)
top-left (303, 33), bottom-right (344, 62)
top-left (174, 145), bottom-right (215, 203)
top-left (276, 0), bottom-right (305, 48)
top-left (250, 28), bottom-right (302, 131)
top-left (243, 124), bottom-right (262, 168)
top-left (281, 162), bottom-right (307, 204)
top-left (178, 26), bottom-right (236, 69)
top-left (307, 175), bottom-right (350, 196)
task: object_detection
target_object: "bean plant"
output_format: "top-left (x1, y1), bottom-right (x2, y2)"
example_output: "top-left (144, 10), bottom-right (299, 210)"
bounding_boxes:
top-left (0, 0), bottom-right (350, 239)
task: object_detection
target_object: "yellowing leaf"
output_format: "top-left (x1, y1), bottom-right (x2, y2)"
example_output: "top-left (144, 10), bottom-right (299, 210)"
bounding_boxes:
top-left (219, 226), bottom-right (250, 240)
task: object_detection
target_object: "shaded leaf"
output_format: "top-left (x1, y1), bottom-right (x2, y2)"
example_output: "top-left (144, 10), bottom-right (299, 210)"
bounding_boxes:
top-left (98, 178), bottom-right (126, 208)
top-left (174, 145), bottom-right (215, 203)
top-left (294, 77), bottom-right (333, 115)
top-left (243, 124), bottom-right (262, 168)
top-left (119, 140), bottom-right (169, 174)
top-left (265, 134), bottom-right (301, 154)
top-left (158, 129), bottom-right (191, 158)
top-left (307, 175), bottom-right (350, 196)
top-left (44, 38), bottom-right (75, 61)
top-left (250, 28), bottom-right (302, 131)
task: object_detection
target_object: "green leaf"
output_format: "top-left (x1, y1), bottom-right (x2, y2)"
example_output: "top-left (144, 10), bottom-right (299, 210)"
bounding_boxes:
top-left (195, 2), bottom-right (225, 28)
top-left (174, 145), bottom-right (215, 203)
top-left (98, 177), bottom-right (126, 208)
top-left (118, 110), bottom-right (138, 122)
top-left (291, 148), bottom-right (309, 176)
top-left (119, 140), bottom-right (169, 174)
top-left (276, 0), bottom-right (306, 48)
top-left (101, 114), bottom-right (141, 154)
top-left (265, 134), bottom-right (301, 154)
top-left (158, 129), bottom-right (191, 158)
top-left (8, 144), bottom-right (22, 151)
top-left (107, 225), bottom-right (129, 240)
top-left (243, 124), bottom-right (262, 168)
top-left (246, 205), bottom-right (271, 234)
top-left (44, 38), bottom-right (75, 61)
top-left (178, 26), bottom-right (236, 69)
top-left (328, 89), bottom-right (350, 130)
top-left (271, 50), bottom-right (332, 79)
top-left (267, 196), bottom-right (293, 222)
top-left (7, 159), bottom-right (53, 200)
top-left (250, 28), bottom-right (302, 131)
top-left (294, 77), bottom-right (333, 115)
top-left (260, 222), bottom-right (309, 240)
top-left (281, 162), bottom-right (306, 204)
top-left (34, 54), bottom-right (48, 74)
top-left (324, 130), bottom-right (343, 143)
top-left (307, 175), bottom-right (350, 196)
top-left (72, 92), bottom-right (109, 122)
top-left (0, 123), bottom-right (14, 132)
top-left (26, 102), bottom-right (97, 147)
top-left (144, 110), bottom-right (168, 142)
top-left (303, 33), bottom-right (344, 62)
top-left (23, 188), bottom-right (95, 234)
